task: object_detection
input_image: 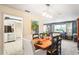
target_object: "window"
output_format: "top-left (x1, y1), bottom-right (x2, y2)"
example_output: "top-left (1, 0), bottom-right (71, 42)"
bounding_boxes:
top-left (54, 24), bottom-right (66, 32)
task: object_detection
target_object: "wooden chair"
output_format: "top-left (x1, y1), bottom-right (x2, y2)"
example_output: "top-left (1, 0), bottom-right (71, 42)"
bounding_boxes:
top-left (23, 39), bottom-right (46, 55)
top-left (39, 33), bottom-right (44, 39)
top-left (33, 34), bottom-right (39, 39)
top-left (47, 36), bottom-right (62, 55)
top-left (32, 40), bottom-right (47, 55)
top-left (47, 38), bottom-right (58, 55)
top-left (57, 38), bottom-right (62, 55)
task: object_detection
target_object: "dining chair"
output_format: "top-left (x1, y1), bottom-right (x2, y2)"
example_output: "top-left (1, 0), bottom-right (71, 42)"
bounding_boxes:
top-left (23, 39), bottom-right (46, 55)
top-left (57, 39), bottom-right (62, 55)
top-left (33, 34), bottom-right (39, 39)
top-left (39, 33), bottom-right (44, 39)
top-left (31, 41), bottom-right (47, 55)
top-left (47, 36), bottom-right (62, 55)
top-left (47, 38), bottom-right (58, 55)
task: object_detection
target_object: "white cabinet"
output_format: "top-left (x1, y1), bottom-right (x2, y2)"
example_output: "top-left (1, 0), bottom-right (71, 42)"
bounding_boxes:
top-left (4, 39), bottom-right (23, 55)
top-left (3, 14), bottom-right (23, 55)
top-left (4, 33), bottom-right (16, 43)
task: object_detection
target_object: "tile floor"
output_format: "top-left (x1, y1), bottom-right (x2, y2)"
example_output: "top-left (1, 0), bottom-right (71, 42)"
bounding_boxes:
top-left (4, 39), bottom-right (79, 55)
top-left (33, 40), bottom-right (79, 55)
top-left (61, 40), bottom-right (79, 55)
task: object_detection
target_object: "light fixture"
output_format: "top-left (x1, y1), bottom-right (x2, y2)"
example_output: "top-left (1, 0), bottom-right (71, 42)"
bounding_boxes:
top-left (42, 12), bottom-right (52, 19)
top-left (42, 4), bottom-right (53, 19)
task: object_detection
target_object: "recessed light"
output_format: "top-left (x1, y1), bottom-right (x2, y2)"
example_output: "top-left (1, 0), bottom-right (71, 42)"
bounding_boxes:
top-left (45, 4), bottom-right (50, 6)
top-left (25, 10), bottom-right (30, 13)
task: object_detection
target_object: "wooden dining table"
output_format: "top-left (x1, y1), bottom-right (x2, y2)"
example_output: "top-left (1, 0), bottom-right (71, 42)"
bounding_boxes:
top-left (32, 33), bottom-right (61, 49)
top-left (32, 37), bottom-right (52, 49)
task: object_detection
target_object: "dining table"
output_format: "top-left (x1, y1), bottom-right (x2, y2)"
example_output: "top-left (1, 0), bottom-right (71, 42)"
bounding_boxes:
top-left (32, 37), bottom-right (52, 49)
top-left (32, 33), bottom-right (61, 49)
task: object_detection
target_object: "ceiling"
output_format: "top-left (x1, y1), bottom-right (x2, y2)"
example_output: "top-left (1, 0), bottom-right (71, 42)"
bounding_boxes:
top-left (4, 4), bottom-right (79, 23)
